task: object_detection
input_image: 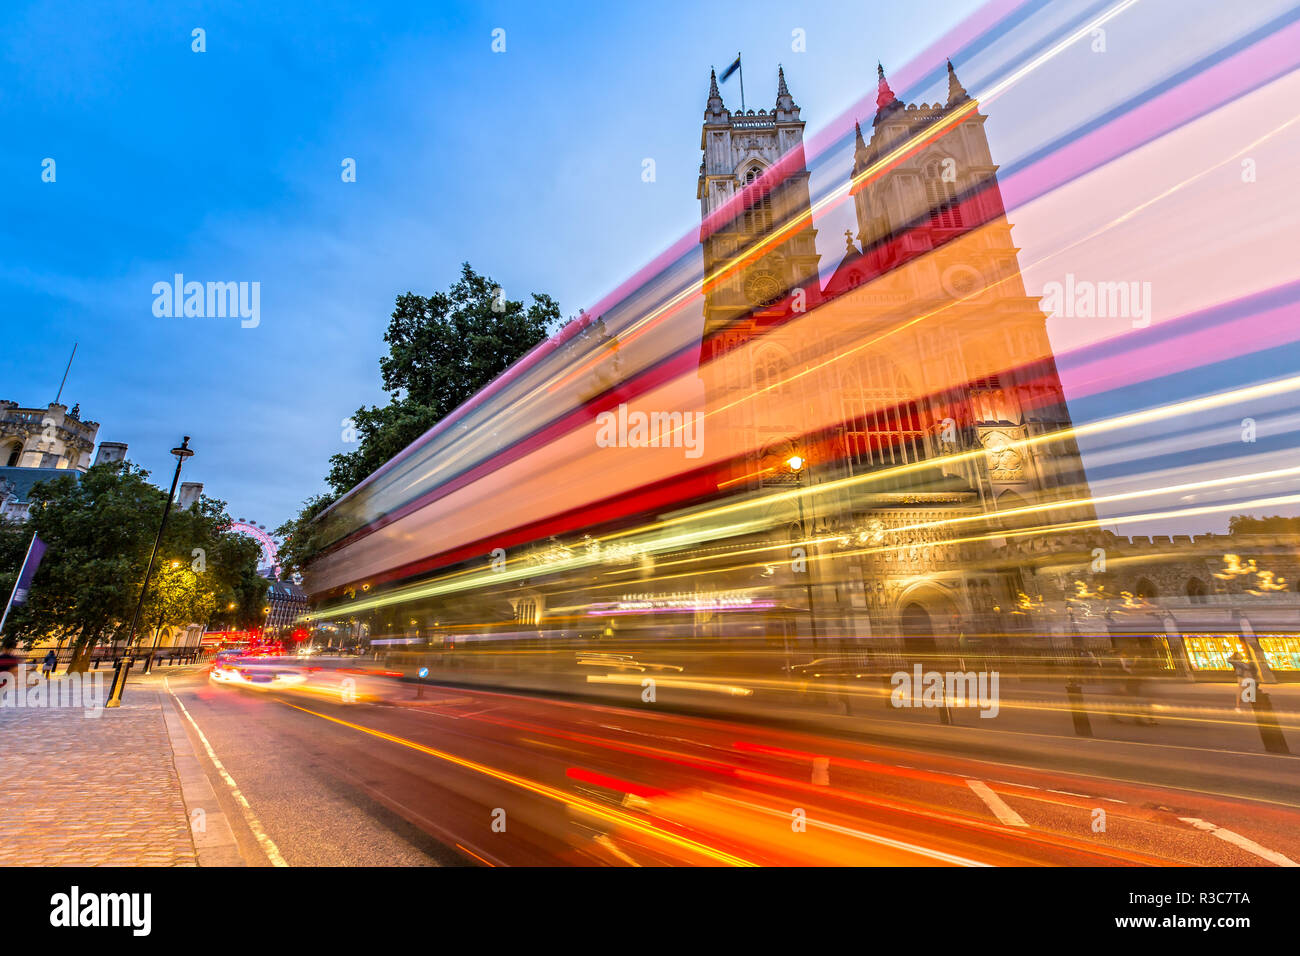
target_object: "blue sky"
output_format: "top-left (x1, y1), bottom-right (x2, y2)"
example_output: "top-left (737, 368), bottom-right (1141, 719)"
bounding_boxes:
top-left (1, 0), bottom-right (985, 526)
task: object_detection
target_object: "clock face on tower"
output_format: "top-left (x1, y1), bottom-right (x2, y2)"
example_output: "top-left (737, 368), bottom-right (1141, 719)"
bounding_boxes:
top-left (743, 269), bottom-right (784, 308)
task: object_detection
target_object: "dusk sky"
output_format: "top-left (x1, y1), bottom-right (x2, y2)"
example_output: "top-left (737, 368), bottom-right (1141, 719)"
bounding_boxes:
top-left (5, 0), bottom-right (1295, 537)
top-left (1, 0), bottom-right (983, 526)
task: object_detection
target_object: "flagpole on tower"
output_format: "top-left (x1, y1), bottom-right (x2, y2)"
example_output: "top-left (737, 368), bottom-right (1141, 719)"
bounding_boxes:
top-left (738, 52), bottom-right (745, 111)
top-left (54, 342), bottom-right (77, 406)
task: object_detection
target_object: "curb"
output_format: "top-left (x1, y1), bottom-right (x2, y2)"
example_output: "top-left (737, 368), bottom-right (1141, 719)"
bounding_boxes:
top-left (159, 691), bottom-right (248, 866)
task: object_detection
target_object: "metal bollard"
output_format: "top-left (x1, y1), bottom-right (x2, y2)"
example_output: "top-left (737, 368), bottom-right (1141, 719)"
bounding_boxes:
top-left (1251, 691), bottom-right (1291, 754)
top-left (1066, 680), bottom-right (1093, 737)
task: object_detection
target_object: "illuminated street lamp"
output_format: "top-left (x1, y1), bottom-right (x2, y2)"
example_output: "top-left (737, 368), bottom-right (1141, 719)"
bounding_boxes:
top-left (107, 437), bottom-right (195, 706)
top-left (788, 453), bottom-right (820, 643)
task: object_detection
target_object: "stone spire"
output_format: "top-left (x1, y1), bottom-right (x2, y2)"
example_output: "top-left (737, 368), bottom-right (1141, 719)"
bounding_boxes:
top-left (705, 67), bottom-right (728, 119)
top-left (775, 64), bottom-right (796, 114)
top-left (946, 58), bottom-right (970, 107)
top-left (873, 63), bottom-right (902, 125)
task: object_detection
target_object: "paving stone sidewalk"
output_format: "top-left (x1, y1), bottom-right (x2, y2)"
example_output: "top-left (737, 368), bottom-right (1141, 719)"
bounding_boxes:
top-left (0, 679), bottom-right (196, 866)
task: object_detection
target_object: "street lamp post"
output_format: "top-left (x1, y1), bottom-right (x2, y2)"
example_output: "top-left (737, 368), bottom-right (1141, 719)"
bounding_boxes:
top-left (787, 455), bottom-right (820, 645)
top-left (143, 560), bottom-right (180, 674)
top-left (106, 437), bottom-right (194, 707)
top-left (142, 604), bottom-right (166, 675)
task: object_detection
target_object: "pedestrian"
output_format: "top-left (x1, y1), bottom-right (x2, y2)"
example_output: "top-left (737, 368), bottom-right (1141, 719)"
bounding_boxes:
top-left (1227, 649), bottom-right (1257, 712)
top-left (41, 649), bottom-right (56, 678)
top-left (1118, 650), bottom-right (1156, 725)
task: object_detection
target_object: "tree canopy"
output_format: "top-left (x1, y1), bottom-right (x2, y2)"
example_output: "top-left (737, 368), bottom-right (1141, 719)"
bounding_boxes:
top-left (275, 263), bottom-right (560, 575)
top-left (0, 462), bottom-right (264, 667)
top-left (325, 263), bottom-right (560, 496)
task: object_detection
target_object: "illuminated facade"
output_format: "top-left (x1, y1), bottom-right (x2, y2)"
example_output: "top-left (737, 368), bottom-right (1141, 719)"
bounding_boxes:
top-left (0, 400), bottom-right (125, 521)
top-left (696, 63), bottom-right (1095, 655)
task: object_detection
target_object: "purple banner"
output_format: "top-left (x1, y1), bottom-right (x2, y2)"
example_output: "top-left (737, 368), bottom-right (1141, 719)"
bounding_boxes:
top-left (12, 536), bottom-right (46, 605)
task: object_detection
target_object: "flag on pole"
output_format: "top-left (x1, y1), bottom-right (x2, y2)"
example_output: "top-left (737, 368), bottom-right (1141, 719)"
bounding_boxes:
top-left (12, 536), bottom-right (46, 605)
top-left (719, 54), bottom-right (741, 83)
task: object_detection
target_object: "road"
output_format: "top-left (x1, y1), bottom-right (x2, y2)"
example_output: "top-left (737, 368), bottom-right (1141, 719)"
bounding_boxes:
top-left (159, 666), bottom-right (1300, 867)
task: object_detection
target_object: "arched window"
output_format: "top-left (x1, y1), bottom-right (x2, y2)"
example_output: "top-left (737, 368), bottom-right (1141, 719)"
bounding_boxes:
top-left (4, 442), bottom-right (20, 468)
top-left (1185, 578), bottom-right (1207, 604)
top-left (753, 347), bottom-right (791, 395)
top-left (840, 355), bottom-right (927, 473)
top-left (743, 165), bottom-right (774, 236)
top-left (923, 159), bottom-right (963, 229)
top-left (1135, 578), bottom-right (1158, 600)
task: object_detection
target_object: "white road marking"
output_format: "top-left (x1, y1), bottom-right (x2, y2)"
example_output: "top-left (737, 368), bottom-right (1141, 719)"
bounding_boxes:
top-left (165, 678), bottom-right (289, 867)
top-left (1047, 789), bottom-right (1090, 797)
top-left (594, 834), bottom-right (642, 866)
top-left (1179, 817), bottom-right (1298, 867)
top-left (966, 779), bottom-right (1029, 827)
top-left (713, 793), bottom-right (991, 866)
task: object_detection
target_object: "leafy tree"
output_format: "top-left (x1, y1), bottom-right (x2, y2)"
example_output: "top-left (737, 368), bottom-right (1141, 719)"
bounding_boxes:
top-left (138, 562), bottom-right (215, 651)
top-left (1229, 514), bottom-right (1300, 535)
top-left (325, 263), bottom-right (560, 495)
top-left (273, 492), bottom-right (338, 580)
top-left (3, 462), bottom-right (262, 669)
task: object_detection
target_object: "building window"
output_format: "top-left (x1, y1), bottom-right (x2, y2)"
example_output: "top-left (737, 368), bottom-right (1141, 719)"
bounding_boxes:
top-left (924, 159), bottom-right (963, 229)
top-left (516, 598), bottom-right (539, 627)
top-left (840, 356), bottom-right (927, 473)
top-left (1258, 635), bottom-right (1300, 671)
top-left (753, 348), bottom-right (792, 395)
top-left (4, 443), bottom-right (20, 467)
top-left (743, 165), bottom-right (773, 235)
top-left (1186, 577), bottom-right (1208, 604)
top-left (1184, 633), bottom-right (1249, 671)
top-left (1135, 578), bottom-right (1158, 600)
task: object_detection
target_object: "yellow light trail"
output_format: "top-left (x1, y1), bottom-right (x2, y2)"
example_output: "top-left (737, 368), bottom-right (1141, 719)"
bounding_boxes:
top-left (312, 369), bottom-right (1300, 617)
top-left (281, 701), bottom-right (757, 866)
top-left (574, 491), bottom-right (1300, 597)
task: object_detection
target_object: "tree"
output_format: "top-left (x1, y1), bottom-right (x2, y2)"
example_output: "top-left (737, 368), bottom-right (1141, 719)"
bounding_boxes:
top-left (273, 492), bottom-right (339, 580)
top-left (1229, 514), bottom-right (1300, 536)
top-left (325, 263), bottom-right (560, 495)
top-left (139, 561), bottom-right (215, 651)
top-left (3, 462), bottom-right (263, 669)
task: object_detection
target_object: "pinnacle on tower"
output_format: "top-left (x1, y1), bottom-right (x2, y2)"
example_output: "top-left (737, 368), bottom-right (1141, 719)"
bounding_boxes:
top-left (706, 67), bottom-right (726, 113)
top-left (775, 64), bottom-right (796, 113)
top-left (854, 119), bottom-right (866, 150)
top-left (873, 63), bottom-right (902, 125)
top-left (946, 58), bottom-right (970, 107)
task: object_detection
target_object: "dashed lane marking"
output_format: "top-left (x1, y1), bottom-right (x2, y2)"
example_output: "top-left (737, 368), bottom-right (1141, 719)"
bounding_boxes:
top-left (1179, 817), bottom-right (1298, 867)
top-left (165, 678), bottom-right (288, 867)
top-left (966, 779), bottom-right (1029, 828)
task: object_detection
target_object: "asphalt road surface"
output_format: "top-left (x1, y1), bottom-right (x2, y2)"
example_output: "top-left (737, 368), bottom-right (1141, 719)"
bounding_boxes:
top-left (160, 667), bottom-right (1300, 867)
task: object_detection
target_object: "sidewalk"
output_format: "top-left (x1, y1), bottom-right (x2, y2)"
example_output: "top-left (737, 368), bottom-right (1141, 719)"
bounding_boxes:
top-left (0, 666), bottom-right (240, 866)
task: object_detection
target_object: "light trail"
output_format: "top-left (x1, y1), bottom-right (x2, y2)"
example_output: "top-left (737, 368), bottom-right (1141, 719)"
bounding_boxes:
top-left (281, 702), bottom-right (758, 866)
